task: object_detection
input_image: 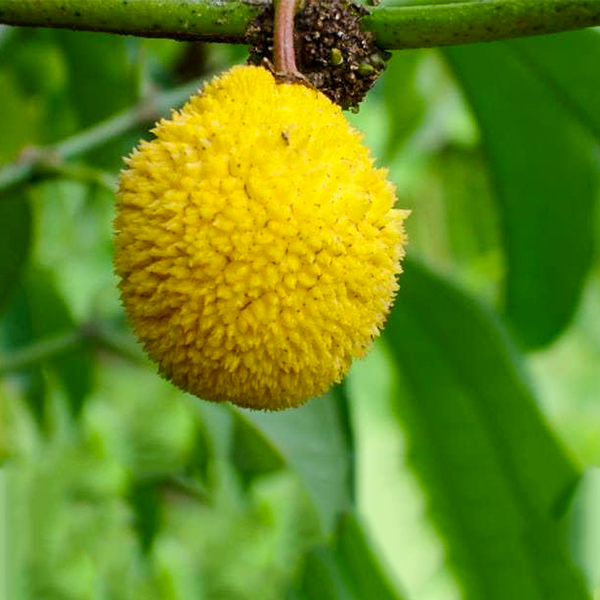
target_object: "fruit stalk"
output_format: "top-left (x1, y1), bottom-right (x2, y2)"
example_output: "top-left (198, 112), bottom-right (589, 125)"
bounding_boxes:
top-left (273, 0), bottom-right (301, 77)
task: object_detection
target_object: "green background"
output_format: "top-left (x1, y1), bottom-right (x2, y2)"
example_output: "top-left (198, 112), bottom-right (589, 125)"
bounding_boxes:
top-left (1, 11), bottom-right (600, 600)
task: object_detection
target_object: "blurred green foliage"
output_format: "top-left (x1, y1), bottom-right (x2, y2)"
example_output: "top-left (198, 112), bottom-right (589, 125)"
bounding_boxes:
top-left (1, 13), bottom-right (600, 600)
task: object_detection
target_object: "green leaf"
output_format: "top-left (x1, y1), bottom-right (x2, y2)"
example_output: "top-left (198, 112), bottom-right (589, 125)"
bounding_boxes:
top-left (1, 267), bottom-right (92, 426)
top-left (23, 268), bottom-right (93, 418)
top-left (0, 192), bottom-right (31, 316)
top-left (566, 468), bottom-right (600, 594)
top-left (237, 393), bottom-right (352, 534)
top-left (3, 29), bottom-right (78, 145)
top-left (508, 30), bottom-right (600, 141)
top-left (0, 69), bottom-right (40, 162)
top-left (444, 42), bottom-right (598, 349)
top-left (128, 478), bottom-right (162, 553)
top-left (291, 513), bottom-right (408, 600)
top-left (231, 412), bottom-right (285, 485)
top-left (0, 285), bottom-right (46, 426)
top-left (335, 513), bottom-right (406, 600)
top-left (384, 258), bottom-right (589, 600)
top-left (300, 547), bottom-right (356, 600)
top-left (330, 382), bottom-right (356, 504)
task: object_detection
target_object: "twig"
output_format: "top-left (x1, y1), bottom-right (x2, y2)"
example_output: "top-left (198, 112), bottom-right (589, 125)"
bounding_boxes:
top-left (0, 329), bottom-right (86, 375)
top-left (0, 320), bottom-right (147, 375)
top-left (36, 158), bottom-right (118, 193)
top-left (0, 78), bottom-right (202, 195)
top-left (91, 323), bottom-right (148, 366)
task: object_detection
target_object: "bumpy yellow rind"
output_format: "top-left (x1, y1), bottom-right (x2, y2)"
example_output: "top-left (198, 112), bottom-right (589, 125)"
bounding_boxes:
top-left (114, 65), bottom-right (408, 410)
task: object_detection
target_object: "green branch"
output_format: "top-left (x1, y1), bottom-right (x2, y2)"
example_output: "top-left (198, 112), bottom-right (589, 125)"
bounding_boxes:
top-left (0, 79), bottom-right (202, 195)
top-left (0, 0), bottom-right (599, 49)
top-left (366, 0), bottom-right (600, 48)
top-left (0, 0), bottom-right (261, 43)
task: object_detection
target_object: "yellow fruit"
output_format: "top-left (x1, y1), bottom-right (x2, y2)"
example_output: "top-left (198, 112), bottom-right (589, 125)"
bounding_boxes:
top-left (114, 65), bottom-right (408, 410)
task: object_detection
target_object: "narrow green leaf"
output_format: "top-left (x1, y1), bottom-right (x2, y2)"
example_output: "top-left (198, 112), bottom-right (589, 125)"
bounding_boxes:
top-left (237, 393), bottom-right (352, 534)
top-left (444, 42), bottom-right (598, 349)
top-left (231, 413), bottom-right (285, 485)
top-left (335, 513), bottom-right (406, 600)
top-left (301, 547), bottom-right (357, 600)
top-left (0, 269), bottom-right (92, 425)
top-left (287, 590), bottom-right (310, 600)
top-left (330, 382), bottom-right (356, 504)
top-left (128, 478), bottom-right (162, 553)
top-left (292, 513), bottom-right (408, 600)
top-left (0, 285), bottom-right (46, 426)
top-left (566, 468), bottom-right (600, 594)
top-left (384, 258), bottom-right (589, 600)
top-left (0, 192), bottom-right (30, 316)
top-left (23, 268), bottom-right (93, 417)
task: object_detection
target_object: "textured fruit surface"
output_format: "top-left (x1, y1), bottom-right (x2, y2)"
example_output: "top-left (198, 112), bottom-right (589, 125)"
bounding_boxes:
top-left (114, 65), bottom-right (408, 410)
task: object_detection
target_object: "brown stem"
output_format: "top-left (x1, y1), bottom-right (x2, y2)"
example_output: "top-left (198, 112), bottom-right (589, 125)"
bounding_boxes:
top-left (273, 0), bottom-right (302, 79)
